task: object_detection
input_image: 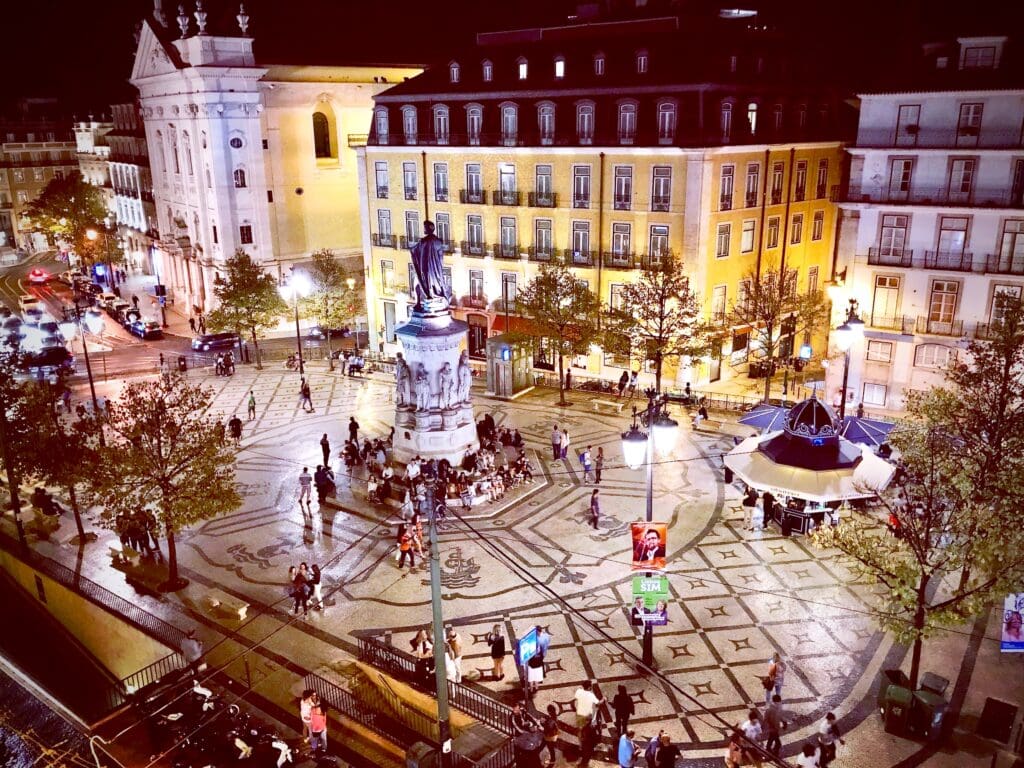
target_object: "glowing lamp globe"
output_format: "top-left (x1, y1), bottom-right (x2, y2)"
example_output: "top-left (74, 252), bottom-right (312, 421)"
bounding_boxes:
top-left (620, 425), bottom-right (648, 470)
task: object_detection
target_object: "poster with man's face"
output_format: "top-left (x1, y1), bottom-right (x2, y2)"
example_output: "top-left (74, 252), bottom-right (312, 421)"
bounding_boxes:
top-left (1003, 594), bottom-right (1024, 652)
top-left (631, 522), bottom-right (667, 571)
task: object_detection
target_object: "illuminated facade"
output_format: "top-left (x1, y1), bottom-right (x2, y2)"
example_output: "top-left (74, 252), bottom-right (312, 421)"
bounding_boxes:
top-left (107, 103), bottom-right (159, 274)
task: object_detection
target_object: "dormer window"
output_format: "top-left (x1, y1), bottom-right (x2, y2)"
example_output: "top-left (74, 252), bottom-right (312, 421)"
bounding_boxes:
top-left (594, 53), bottom-right (605, 76)
top-left (482, 60), bottom-right (493, 82)
top-left (554, 56), bottom-right (565, 79)
top-left (449, 62), bottom-right (460, 83)
top-left (747, 102), bottom-right (758, 135)
top-left (962, 46), bottom-right (995, 69)
top-left (636, 50), bottom-right (648, 74)
top-left (517, 57), bottom-right (528, 80)
top-left (401, 105), bottom-right (417, 145)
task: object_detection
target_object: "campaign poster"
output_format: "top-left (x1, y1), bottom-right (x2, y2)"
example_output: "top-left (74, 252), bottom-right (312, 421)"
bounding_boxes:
top-left (631, 575), bottom-right (669, 626)
top-left (1002, 594), bottom-right (1024, 653)
top-left (631, 522), bottom-right (667, 571)
top-left (516, 625), bottom-right (539, 666)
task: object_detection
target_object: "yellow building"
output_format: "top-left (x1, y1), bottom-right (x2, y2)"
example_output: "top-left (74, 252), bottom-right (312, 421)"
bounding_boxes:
top-left (358, 14), bottom-right (848, 391)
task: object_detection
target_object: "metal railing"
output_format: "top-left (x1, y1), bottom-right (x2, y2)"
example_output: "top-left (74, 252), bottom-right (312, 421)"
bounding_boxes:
top-left (404, 187), bottom-right (418, 201)
top-left (375, 187), bottom-right (388, 199)
top-left (459, 189), bottom-right (487, 205)
top-left (604, 252), bottom-right (639, 269)
top-left (121, 650), bottom-right (187, 693)
top-left (304, 670), bottom-right (426, 745)
top-left (434, 191), bottom-right (450, 203)
top-left (613, 195), bottom-right (631, 210)
top-left (493, 244), bottom-right (521, 260)
top-left (563, 248), bottom-right (595, 266)
top-left (651, 196), bottom-right (671, 212)
top-left (984, 253), bottom-right (1024, 275)
top-left (867, 315), bottom-right (915, 334)
top-left (371, 233), bottom-right (396, 249)
top-left (572, 197), bottom-right (590, 209)
top-left (528, 246), bottom-right (553, 262)
top-left (855, 127), bottom-right (1024, 150)
top-left (459, 240), bottom-right (487, 257)
top-left (460, 295), bottom-right (487, 309)
top-left (839, 184), bottom-right (1024, 209)
top-left (528, 191), bottom-right (557, 208)
top-left (915, 316), bottom-right (964, 337)
top-left (719, 195), bottom-right (733, 211)
top-left (491, 190), bottom-right (522, 206)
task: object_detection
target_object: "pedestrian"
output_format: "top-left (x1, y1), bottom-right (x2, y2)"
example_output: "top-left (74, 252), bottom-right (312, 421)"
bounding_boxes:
top-left (309, 563), bottom-right (323, 611)
top-left (527, 653), bottom-right (544, 694)
top-left (817, 712), bottom-right (844, 767)
top-left (617, 370), bottom-right (629, 398)
top-left (725, 730), bottom-right (745, 768)
top-left (796, 742), bottom-right (821, 768)
top-left (247, 390), bottom-right (256, 420)
top-left (485, 624), bottom-right (506, 681)
top-left (551, 424), bottom-right (561, 461)
top-left (160, 357), bottom-right (171, 384)
top-left (198, 314), bottom-right (206, 334)
top-left (445, 626), bottom-right (463, 682)
top-left (228, 414), bottom-right (243, 445)
top-left (572, 680), bottom-right (599, 730)
top-left (299, 689), bottom-right (314, 741)
top-left (644, 730), bottom-right (665, 768)
top-left (578, 716), bottom-right (598, 768)
top-left (560, 428), bottom-right (570, 459)
top-left (397, 525), bottom-right (415, 569)
top-left (189, 316), bottom-right (196, 334)
top-left (132, 294), bottom-right (140, 308)
top-left (298, 466), bottom-right (313, 508)
top-left (654, 733), bottom-right (681, 768)
top-left (581, 444), bottom-right (594, 483)
top-left (536, 625), bottom-right (552, 660)
top-left (738, 709), bottom-right (764, 768)
top-left (511, 702), bottom-right (540, 734)
top-left (61, 388), bottom-right (71, 413)
top-left (541, 704), bottom-right (559, 767)
top-left (595, 446), bottom-right (604, 484)
top-left (320, 433), bottom-right (331, 467)
top-left (612, 684), bottom-right (634, 736)
top-left (618, 728), bottom-right (639, 768)
top-left (564, 368), bottom-right (572, 392)
top-left (291, 567), bottom-right (309, 615)
top-left (590, 489), bottom-right (601, 529)
top-left (214, 420), bottom-right (226, 446)
top-left (764, 694), bottom-right (787, 756)
top-left (309, 695), bottom-right (327, 753)
top-left (300, 378), bottom-right (314, 412)
top-left (628, 369), bottom-right (639, 399)
top-left (742, 487), bottom-right (758, 531)
top-left (768, 652), bottom-right (787, 702)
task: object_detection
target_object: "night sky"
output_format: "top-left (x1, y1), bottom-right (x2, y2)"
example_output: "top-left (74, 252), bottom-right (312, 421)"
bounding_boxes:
top-left (0, 0), bottom-right (1019, 116)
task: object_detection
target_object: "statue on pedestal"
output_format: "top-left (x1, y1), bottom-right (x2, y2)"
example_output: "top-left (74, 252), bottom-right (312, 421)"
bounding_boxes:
top-left (414, 363), bottom-right (431, 412)
top-left (394, 352), bottom-right (411, 407)
top-left (456, 350), bottom-right (472, 404)
top-left (410, 221), bottom-right (450, 313)
top-left (438, 362), bottom-right (454, 409)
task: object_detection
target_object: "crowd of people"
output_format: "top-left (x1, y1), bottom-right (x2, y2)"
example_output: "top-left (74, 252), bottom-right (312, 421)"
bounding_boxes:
top-left (285, 562), bottom-right (324, 616)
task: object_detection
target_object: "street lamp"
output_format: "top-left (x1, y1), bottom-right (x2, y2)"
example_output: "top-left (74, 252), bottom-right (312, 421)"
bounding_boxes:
top-left (833, 299), bottom-right (863, 420)
top-left (279, 271), bottom-right (310, 375)
top-left (64, 291), bottom-right (105, 443)
top-left (85, 226), bottom-right (119, 291)
top-left (621, 390), bottom-right (678, 667)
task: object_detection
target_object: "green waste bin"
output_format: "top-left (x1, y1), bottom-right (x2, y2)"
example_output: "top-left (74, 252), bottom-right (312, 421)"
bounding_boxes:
top-left (912, 689), bottom-right (948, 741)
top-left (883, 684), bottom-right (913, 735)
top-left (876, 669), bottom-right (910, 713)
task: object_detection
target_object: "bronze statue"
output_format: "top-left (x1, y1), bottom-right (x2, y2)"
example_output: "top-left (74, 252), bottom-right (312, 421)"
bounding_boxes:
top-left (410, 220), bottom-right (450, 311)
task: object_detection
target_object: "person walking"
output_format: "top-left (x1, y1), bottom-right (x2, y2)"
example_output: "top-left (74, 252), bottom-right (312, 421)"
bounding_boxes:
top-left (485, 624), bottom-right (506, 681)
top-left (198, 314), bottom-right (206, 334)
top-left (578, 716), bottom-right (598, 768)
top-left (299, 689), bottom-right (314, 742)
top-left (309, 563), bottom-right (324, 611)
top-left (738, 709), bottom-right (764, 768)
top-left (62, 388), bottom-right (72, 413)
top-left (581, 445), bottom-right (594, 484)
top-left (309, 695), bottom-right (327, 753)
top-left (817, 712), bottom-right (844, 767)
top-left (189, 316), bottom-right (196, 334)
top-left (551, 424), bottom-right (562, 461)
top-left (536, 625), bottom-right (552, 660)
top-left (541, 704), bottom-right (559, 767)
top-left (654, 733), bottom-right (681, 768)
top-left (397, 525), bottom-right (415, 570)
top-left (768, 652), bottom-right (787, 702)
top-left (300, 378), bottom-right (314, 413)
top-left (627, 370), bottom-right (639, 400)
top-left (618, 729), bottom-right (639, 768)
top-left (612, 684), bottom-right (634, 736)
top-left (764, 694), bottom-right (787, 756)
top-left (348, 416), bottom-right (359, 443)
top-left (291, 568), bottom-right (309, 615)
top-left (560, 428), bottom-right (570, 460)
top-left (595, 447), bottom-right (604, 484)
top-left (644, 731), bottom-right (664, 768)
top-left (298, 467), bottom-right (313, 508)
top-left (589, 489), bottom-right (601, 529)
top-left (228, 414), bottom-right (243, 446)
top-left (617, 370), bottom-right (629, 398)
top-left (247, 390), bottom-right (256, 420)
top-left (445, 626), bottom-right (463, 683)
top-left (572, 680), bottom-right (599, 730)
top-left (320, 433), bottom-right (331, 467)
top-left (796, 742), bottom-right (821, 768)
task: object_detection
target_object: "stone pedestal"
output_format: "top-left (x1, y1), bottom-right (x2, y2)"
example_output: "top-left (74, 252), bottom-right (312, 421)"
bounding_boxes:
top-left (392, 308), bottom-right (479, 466)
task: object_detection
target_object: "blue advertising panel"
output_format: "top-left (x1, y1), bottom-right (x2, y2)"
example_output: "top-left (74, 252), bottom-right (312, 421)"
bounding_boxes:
top-left (516, 626), bottom-right (539, 666)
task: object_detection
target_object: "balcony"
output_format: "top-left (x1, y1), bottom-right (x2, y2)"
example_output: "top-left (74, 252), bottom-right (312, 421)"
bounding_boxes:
top-left (867, 315), bottom-right (914, 334)
top-left (459, 240), bottom-right (487, 257)
top-left (984, 253), bottom-right (1024, 276)
top-left (399, 235), bottom-right (416, 249)
top-left (838, 184), bottom-right (1024, 209)
top-left (794, 188), bottom-right (806, 202)
top-left (973, 322), bottom-right (1002, 340)
top-left (494, 243), bottom-right (521, 260)
top-left (651, 196), bottom-right (671, 212)
top-left (441, 239), bottom-right (456, 253)
top-left (613, 195), bottom-right (631, 211)
top-left (770, 191), bottom-right (782, 205)
top-left (459, 189), bottom-right (487, 205)
top-left (461, 295), bottom-right (487, 310)
top-left (491, 189), bottom-right (522, 207)
top-left (563, 248), bottom-right (595, 267)
top-left (719, 195), bottom-right (732, 211)
top-left (528, 191), bottom-right (557, 208)
top-left (375, 186), bottom-right (388, 199)
top-left (854, 127), bottom-right (1024, 150)
top-left (604, 252), bottom-right (639, 269)
top-left (371, 233), bottom-right (396, 249)
top-left (572, 197), bottom-right (590, 210)
top-left (642, 251), bottom-right (672, 268)
top-left (915, 316), bottom-right (964, 337)
top-left (528, 245), bottom-right (553, 263)
top-left (866, 248), bottom-right (977, 273)
top-left (744, 195), bottom-right (758, 208)
top-left (434, 190), bottom-right (449, 203)
top-left (816, 184), bottom-right (827, 199)
top-left (404, 187), bottom-right (417, 201)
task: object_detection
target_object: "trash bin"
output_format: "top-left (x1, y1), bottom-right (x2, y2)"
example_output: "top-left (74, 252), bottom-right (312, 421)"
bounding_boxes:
top-left (513, 731), bottom-right (544, 768)
top-left (876, 669), bottom-right (910, 712)
top-left (882, 684), bottom-right (913, 735)
top-left (177, 355), bottom-right (187, 372)
top-left (724, 466), bottom-right (734, 484)
top-left (912, 689), bottom-right (948, 741)
top-left (405, 741), bottom-right (437, 768)
top-left (919, 672), bottom-right (949, 696)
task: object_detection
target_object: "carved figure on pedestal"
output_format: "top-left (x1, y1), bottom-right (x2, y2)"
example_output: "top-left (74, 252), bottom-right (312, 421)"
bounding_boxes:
top-left (414, 364), bottom-right (431, 412)
top-left (409, 221), bottom-right (451, 313)
top-left (394, 352), bottom-right (411, 407)
top-left (456, 350), bottom-right (472, 404)
top-left (438, 362), bottom-right (455, 409)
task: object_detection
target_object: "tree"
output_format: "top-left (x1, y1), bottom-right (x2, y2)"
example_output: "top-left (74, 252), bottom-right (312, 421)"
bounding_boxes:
top-left (24, 172), bottom-right (108, 257)
top-left (812, 298), bottom-right (1024, 688)
top-left (301, 249), bottom-right (364, 367)
top-left (0, 346), bottom-right (36, 549)
top-left (603, 255), bottom-right (712, 393)
top-left (207, 250), bottom-right (288, 370)
top-left (88, 374), bottom-right (240, 590)
top-left (515, 262), bottom-right (600, 406)
top-left (726, 262), bottom-right (827, 403)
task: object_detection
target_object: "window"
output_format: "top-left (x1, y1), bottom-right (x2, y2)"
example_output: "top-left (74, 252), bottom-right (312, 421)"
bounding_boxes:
top-left (652, 166), bottom-right (671, 211)
top-left (872, 275), bottom-right (900, 322)
top-left (618, 103), bottom-right (637, 144)
top-left (517, 58), bottom-right (528, 80)
top-left (636, 50), bottom-right (648, 73)
top-left (888, 159), bottom-right (914, 198)
top-left (720, 165), bottom-right (734, 210)
top-left (433, 106), bottom-right (450, 144)
top-left (377, 209), bottom-right (392, 239)
top-left (937, 216), bottom-right (968, 255)
top-left (745, 163), bottom-right (759, 207)
top-left (721, 103), bottom-right (733, 140)
top-left (433, 163), bottom-right (449, 202)
top-left (957, 103), bottom-right (983, 142)
top-left (466, 105), bottom-right (482, 145)
top-left (469, 269), bottom-right (485, 300)
top-left (381, 259), bottom-right (395, 293)
top-left (498, 163), bottom-right (516, 203)
top-left (711, 285), bottom-right (727, 324)
top-left (738, 279), bottom-right (752, 312)
top-left (613, 166), bottom-right (632, 210)
top-left (716, 223), bottom-right (731, 258)
top-left (267, 190), bottom-right (274, 203)
top-left (746, 102), bottom-right (758, 135)
top-left (807, 265), bottom-right (819, 295)
top-left (435, 212), bottom-right (451, 245)
top-left (12, 169), bottom-right (24, 183)
top-left (499, 217), bottom-right (517, 253)
top-left (914, 344), bottom-right (955, 368)
top-left (812, 210), bottom-right (824, 241)
top-left (466, 215), bottom-right (483, 251)
top-left (571, 221), bottom-right (591, 259)
top-left (790, 214), bottom-right (803, 244)
top-left (862, 382), bottom-right (887, 406)
top-left (770, 163), bottom-right (784, 204)
top-left (482, 60), bottom-right (493, 81)
top-left (573, 165), bottom-right (591, 208)
top-left (649, 225), bottom-right (669, 260)
top-left (535, 219), bottom-right (553, 255)
top-left (375, 162), bottom-right (389, 198)
top-left (866, 340), bottom-right (893, 363)
top-left (655, 102), bottom-right (677, 143)
top-left (610, 283), bottom-right (625, 311)
top-left (535, 165), bottom-right (553, 204)
top-left (928, 280), bottom-right (959, 326)
top-left (501, 273), bottom-right (517, 307)
top-left (33, 168), bottom-right (44, 182)
top-left (998, 220), bottom-right (1024, 272)
top-left (401, 106), bottom-right (417, 144)
top-left (594, 54), bottom-right (605, 76)
top-left (797, 104), bottom-right (808, 130)
top-left (182, 132), bottom-right (193, 175)
top-left (948, 159), bottom-right (975, 202)
top-left (991, 285), bottom-right (1022, 323)
top-left (880, 214), bottom-right (909, 257)
top-left (501, 103), bottom-right (518, 145)
top-left (576, 102), bottom-right (595, 144)
top-left (405, 211), bottom-right (420, 242)
top-left (374, 108), bottom-right (389, 143)
top-left (212, 224), bottom-right (218, 244)
top-left (16, 190), bottom-right (27, 203)
top-left (465, 163), bottom-right (482, 201)
top-left (239, 224), bottom-right (253, 244)
top-left (233, 168), bottom-right (247, 188)
top-left (229, 136), bottom-right (243, 149)
top-left (170, 130), bottom-right (180, 173)
top-left (537, 102), bottom-right (555, 144)
top-left (773, 104), bottom-right (784, 132)
top-left (740, 220), bottom-right (755, 253)
top-left (963, 47), bottom-right (996, 69)
top-left (408, 262), bottom-right (418, 294)
top-left (766, 216), bottom-right (780, 248)
top-left (816, 159), bottom-right (829, 198)
top-left (612, 223), bottom-right (631, 256)
top-left (403, 162), bottom-right (417, 200)
top-left (449, 62), bottom-right (460, 83)
top-left (794, 160), bottom-right (807, 201)
top-left (312, 112), bottom-right (332, 158)
top-left (554, 57), bottom-right (565, 79)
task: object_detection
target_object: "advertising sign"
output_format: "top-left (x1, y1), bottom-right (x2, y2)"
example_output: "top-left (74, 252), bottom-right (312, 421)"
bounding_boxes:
top-left (516, 625), bottom-right (539, 666)
top-left (630, 522), bottom-right (667, 571)
top-left (1002, 594), bottom-right (1024, 653)
top-left (631, 575), bottom-right (669, 626)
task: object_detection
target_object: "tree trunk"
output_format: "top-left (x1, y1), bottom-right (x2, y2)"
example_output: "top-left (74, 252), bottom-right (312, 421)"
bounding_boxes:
top-left (909, 581), bottom-right (929, 689)
top-left (557, 346), bottom-right (567, 406)
top-left (251, 328), bottom-right (262, 370)
top-left (162, 526), bottom-right (187, 591)
top-left (654, 351), bottom-right (664, 395)
top-left (762, 355), bottom-right (773, 404)
top-left (66, 483), bottom-right (86, 542)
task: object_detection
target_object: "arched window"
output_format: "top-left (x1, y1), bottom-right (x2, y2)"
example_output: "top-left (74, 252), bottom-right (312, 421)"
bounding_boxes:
top-left (500, 102), bottom-right (518, 145)
top-left (636, 49), bottom-right (649, 74)
top-left (233, 168), bottom-right (247, 188)
top-left (182, 131), bottom-right (193, 175)
top-left (374, 108), bottom-right (389, 144)
top-left (721, 102), bottom-right (733, 140)
top-left (657, 101), bottom-right (677, 143)
top-left (482, 60), bottom-right (493, 82)
top-left (449, 62), bottom-right (460, 83)
top-left (433, 105), bottom-right (450, 145)
top-left (401, 105), bottom-right (418, 144)
top-left (517, 57), bottom-right (528, 80)
top-left (537, 102), bottom-right (555, 145)
top-left (312, 112), bottom-right (332, 158)
top-left (593, 52), bottom-right (605, 76)
top-left (576, 102), bottom-right (595, 144)
top-left (168, 127), bottom-right (180, 174)
top-left (617, 102), bottom-right (637, 144)
top-left (747, 102), bottom-right (758, 135)
top-left (554, 56), bottom-right (565, 79)
top-left (465, 104), bottom-right (483, 145)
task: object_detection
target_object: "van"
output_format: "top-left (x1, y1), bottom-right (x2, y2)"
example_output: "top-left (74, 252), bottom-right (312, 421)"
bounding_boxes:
top-left (191, 332), bottom-right (240, 352)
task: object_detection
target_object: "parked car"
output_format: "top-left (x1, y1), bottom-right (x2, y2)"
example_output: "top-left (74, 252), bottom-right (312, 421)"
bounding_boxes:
top-left (191, 332), bottom-right (240, 352)
top-left (108, 299), bottom-right (131, 320)
top-left (18, 295), bottom-right (41, 314)
top-left (128, 319), bottom-right (163, 340)
top-left (19, 346), bottom-right (74, 377)
top-left (99, 292), bottom-right (118, 310)
top-left (27, 268), bottom-right (49, 284)
top-left (306, 325), bottom-right (351, 340)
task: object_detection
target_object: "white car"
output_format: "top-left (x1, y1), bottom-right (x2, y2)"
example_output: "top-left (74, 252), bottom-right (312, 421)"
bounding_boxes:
top-left (18, 295), bottom-right (41, 314)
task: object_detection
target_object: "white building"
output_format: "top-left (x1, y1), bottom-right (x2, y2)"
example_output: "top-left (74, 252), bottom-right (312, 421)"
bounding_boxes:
top-left (829, 34), bottom-right (1024, 415)
top-left (129, 2), bottom-right (419, 316)
top-left (108, 103), bottom-right (159, 274)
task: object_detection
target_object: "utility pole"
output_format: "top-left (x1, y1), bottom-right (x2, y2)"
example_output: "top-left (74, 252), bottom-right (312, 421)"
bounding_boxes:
top-left (426, 484), bottom-right (452, 766)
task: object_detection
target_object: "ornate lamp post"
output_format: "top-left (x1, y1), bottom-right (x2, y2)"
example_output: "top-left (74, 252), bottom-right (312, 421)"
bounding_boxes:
top-left (85, 224), bottom-right (119, 290)
top-left (279, 271), bottom-right (310, 375)
top-left (621, 389), bottom-right (678, 666)
top-left (833, 299), bottom-right (864, 420)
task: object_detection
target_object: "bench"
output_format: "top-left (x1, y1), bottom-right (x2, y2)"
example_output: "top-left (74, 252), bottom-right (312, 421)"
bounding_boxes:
top-left (694, 419), bottom-right (723, 432)
top-left (205, 588), bottom-right (249, 620)
top-left (109, 545), bottom-right (141, 567)
top-left (593, 399), bottom-right (625, 414)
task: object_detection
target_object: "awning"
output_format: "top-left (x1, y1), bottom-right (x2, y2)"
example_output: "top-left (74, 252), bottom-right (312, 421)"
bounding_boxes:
top-left (491, 315), bottom-right (535, 334)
